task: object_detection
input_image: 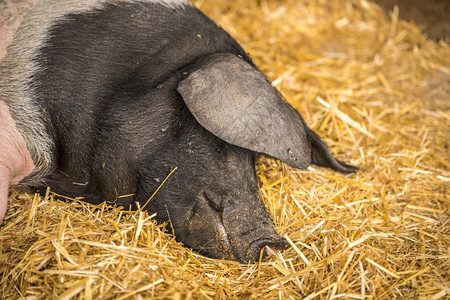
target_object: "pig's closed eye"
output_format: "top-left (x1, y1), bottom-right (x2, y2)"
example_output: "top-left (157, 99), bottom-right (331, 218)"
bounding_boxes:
top-left (202, 189), bottom-right (224, 211)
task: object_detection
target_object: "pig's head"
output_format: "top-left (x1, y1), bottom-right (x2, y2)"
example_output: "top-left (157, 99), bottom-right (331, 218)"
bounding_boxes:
top-left (138, 119), bottom-right (288, 262)
top-left (136, 53), bottom-right (355, 263)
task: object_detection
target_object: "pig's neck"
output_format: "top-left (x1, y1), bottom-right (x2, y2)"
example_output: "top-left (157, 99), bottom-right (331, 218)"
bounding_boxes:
top-left (0, 100), bottom-right (35, 221)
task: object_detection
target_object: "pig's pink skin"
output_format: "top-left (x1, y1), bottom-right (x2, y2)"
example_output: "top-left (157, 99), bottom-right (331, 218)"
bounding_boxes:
top-left (0, 101), bottom-right (35, 222)
top-left (0, 0), bottom-right (39, 60)
top-left (0, 0), bottom-right (40, 222)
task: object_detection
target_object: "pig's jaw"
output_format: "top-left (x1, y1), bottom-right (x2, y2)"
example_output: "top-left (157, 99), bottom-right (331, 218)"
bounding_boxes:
top-left (0, 100), bottom-right (36, 223)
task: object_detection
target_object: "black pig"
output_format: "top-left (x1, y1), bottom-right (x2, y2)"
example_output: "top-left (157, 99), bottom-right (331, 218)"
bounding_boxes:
top-left (0, 0), bottom-right (356, 262)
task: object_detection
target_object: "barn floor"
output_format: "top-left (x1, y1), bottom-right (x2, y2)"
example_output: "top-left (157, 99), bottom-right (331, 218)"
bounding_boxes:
top-left (1, 0), bottom-right (449, 299)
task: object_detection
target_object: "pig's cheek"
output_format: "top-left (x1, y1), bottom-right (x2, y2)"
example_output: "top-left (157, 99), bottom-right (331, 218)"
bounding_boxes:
top-left (0, 100), bottom-right (36, 185)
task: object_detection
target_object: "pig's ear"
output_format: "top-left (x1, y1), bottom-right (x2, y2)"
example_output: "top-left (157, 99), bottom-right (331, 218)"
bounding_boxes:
top-left (177, 53), bottom-right (356, 173)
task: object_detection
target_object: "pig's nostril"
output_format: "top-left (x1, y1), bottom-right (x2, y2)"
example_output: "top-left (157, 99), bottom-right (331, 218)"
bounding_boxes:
top-left (262, 246), bottom-right (278, 259)
top-left (247, 238), bottom-right (289, 262)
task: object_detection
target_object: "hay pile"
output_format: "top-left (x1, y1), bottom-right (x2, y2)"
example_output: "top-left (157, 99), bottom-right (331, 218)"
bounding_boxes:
top-left (1, 0), bottom-right (448, 298)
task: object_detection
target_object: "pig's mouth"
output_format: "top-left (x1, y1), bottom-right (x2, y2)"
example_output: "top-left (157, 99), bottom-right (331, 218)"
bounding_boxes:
top-left (183, 192), bottom-right (288, 263)
top-left (214, 220), bottom-right (238, 260)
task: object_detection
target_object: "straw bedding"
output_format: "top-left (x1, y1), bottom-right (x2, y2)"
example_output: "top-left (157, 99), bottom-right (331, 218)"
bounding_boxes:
top-left (1, 0), bottom-right (448, 298)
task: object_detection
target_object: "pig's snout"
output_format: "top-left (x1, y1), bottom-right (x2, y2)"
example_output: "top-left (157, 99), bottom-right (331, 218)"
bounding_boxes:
top-left (247, 238), bottom-right (289, 261)
top-left (177, 190), bottom-right (288, 263)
